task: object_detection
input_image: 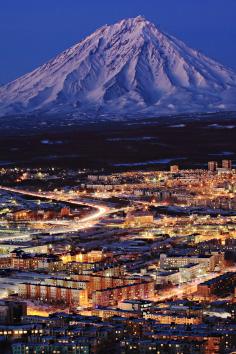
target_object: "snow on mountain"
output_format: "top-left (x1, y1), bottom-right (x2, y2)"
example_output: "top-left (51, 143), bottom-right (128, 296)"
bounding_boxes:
top-left (0, 15), bottom-right (236, 117)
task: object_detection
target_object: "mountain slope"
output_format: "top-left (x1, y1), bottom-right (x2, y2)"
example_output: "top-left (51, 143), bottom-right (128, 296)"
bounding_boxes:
top-left (0, 16), bottom-right (236, 117)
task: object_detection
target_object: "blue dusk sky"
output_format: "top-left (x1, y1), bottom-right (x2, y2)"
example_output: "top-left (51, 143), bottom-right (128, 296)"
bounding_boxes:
top-left (0, 0), bottom-right (236, 84)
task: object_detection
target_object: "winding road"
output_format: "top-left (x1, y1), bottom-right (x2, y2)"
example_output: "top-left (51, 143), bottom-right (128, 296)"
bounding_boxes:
top-left (0, 186), bottom-right (111, 235)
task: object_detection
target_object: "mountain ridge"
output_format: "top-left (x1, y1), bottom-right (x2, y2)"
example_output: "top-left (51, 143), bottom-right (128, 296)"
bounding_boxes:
top-left (0, 16), bottom-right (236, 118)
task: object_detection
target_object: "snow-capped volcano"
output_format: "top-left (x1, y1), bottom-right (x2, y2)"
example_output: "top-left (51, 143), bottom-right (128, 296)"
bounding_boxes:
top-left (1, 15), bottom-right (236, 117)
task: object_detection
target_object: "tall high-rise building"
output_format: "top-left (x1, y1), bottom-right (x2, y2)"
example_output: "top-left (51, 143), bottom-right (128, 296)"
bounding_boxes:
top-left (208, 161), bottom-right (218, 172)
top-left (222, 160), bottom-right (232, 170)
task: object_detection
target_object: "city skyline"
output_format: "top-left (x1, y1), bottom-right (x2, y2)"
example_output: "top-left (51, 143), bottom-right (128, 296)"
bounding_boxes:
top-left (0, 161), bottom-right (235, 353)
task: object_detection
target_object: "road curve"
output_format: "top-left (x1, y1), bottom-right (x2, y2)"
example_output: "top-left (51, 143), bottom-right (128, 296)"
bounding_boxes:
top-left (0, 186), bottom-right (110, 233)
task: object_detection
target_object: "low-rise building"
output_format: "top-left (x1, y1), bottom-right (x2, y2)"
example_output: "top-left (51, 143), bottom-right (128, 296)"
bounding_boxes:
top-left (19, 282), bottom-right (88, 307)
top-left (197, 272), bottom-right (236, 298)
top-left (92, 281), bottom-right (154, 307)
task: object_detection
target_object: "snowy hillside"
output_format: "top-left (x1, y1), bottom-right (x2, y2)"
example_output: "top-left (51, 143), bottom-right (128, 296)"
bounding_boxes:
top-left (0, 16), bottom-right (236, 117)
